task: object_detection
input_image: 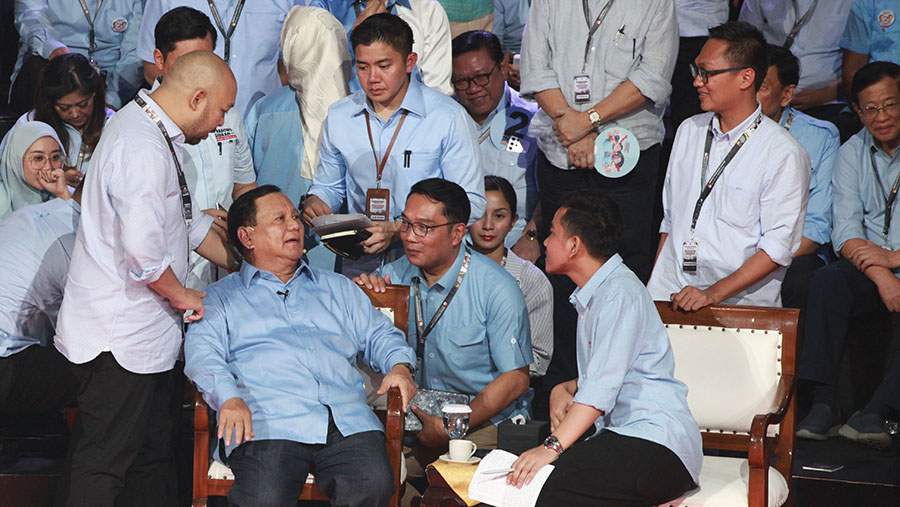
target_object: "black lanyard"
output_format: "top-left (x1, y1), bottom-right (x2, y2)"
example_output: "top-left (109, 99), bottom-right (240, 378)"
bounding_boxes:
top-left (133, 94), bottom-right (193, 230)
top-left (77, 0), bottom-right (103, 63)
top-left (413, 249), bottom-right (471, 368)
top-left (207, 0), bottom-right (246, 64)
top-left (581, 0), bottom-right (617, 73)
top-left (783, 108), bottom-right (794, 131)
top-left (690, 115), bottom-right (762, 235)
top-left (784, 0), bottom-right (818, 50)
top-left (869, 145), bottom-right (900, 245)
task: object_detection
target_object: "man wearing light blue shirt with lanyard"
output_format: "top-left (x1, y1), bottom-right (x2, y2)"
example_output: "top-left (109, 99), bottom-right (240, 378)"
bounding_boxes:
top-left (303, 14), bottom-right (484, 277)
top-left (757, 45), bottom-right (840, 312)
top-left (186, 185), bottom-right (417, 506)
top-left (797, 61), bottom-right (900, 449)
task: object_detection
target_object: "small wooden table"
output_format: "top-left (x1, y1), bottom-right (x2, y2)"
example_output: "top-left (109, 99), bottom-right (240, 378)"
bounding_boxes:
top-left (414, 465), bottom-right (478, 507)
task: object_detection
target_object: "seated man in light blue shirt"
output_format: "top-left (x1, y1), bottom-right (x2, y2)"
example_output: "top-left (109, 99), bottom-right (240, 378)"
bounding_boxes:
top-left (508, 190), bottom-right (700, 506)
top-left (0, 183), bottom-right (81, 418)
top-left (356, 178), bottom-right (531, 497)
top-left (184, 185), bottom-right (418, 507)
top-left (757, 45), bottom-right (840, 312)
top-left (303, 14), bottom-right (484, 278)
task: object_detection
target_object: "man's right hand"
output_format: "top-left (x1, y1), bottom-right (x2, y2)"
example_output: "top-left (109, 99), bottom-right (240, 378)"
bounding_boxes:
top-left (301, 194), bottom-right (331, 226)
top-left (353, 273), bottom-right (391, 293)
top-left (218, 397), bottom-right (254, 446)
top-left (172, 287), bottom-right (206, 322)
top-left (548, 381), bottom-right (575, 431)
top-left (352, 0), bottom-right (387, 30)
top-left (50, 46), bottom-right (72, 60)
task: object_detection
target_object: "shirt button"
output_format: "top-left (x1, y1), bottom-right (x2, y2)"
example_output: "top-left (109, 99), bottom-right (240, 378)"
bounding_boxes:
top-left (510, 338), bottom-right (517, 344)
top-left (583, 374), bottom-right (588, 379)
top-left (429, 353), bottom-right (435, 358)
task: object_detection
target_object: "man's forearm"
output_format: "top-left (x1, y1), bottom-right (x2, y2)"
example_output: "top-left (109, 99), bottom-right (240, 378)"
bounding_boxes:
top-left (706, 250), bottom-right (779, 303)
top-left (195, 228), bottom-right (238, 270)
top-left (794, 237), bottom-right (821, 258)
top-left (149, 267), bottom-right (187, 301)
top-left (468, 366), bottom-right (530, 427)
top-left (591, 80), bottom-right (648, 126)
top-left (534, 89), bottom-right (571, 119)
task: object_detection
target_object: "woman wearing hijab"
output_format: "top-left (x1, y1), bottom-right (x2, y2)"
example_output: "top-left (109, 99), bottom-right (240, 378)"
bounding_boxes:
top-left (0, 121), bottom-right (71, 220)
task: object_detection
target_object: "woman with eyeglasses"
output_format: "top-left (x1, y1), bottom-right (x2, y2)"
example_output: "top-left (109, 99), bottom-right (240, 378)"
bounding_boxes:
top-left (1, 54), bottom-right (114, 188)
top-left (0, 121), bottom-right (71, 220)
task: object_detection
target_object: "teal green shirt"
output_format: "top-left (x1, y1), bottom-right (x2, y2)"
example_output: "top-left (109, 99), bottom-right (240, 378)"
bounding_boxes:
top-left (437, 0), bottom-right (493, 22)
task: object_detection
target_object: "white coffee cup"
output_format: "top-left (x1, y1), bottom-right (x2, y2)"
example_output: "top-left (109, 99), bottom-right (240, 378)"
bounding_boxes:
top-left (448, 439), bottom-right (477, 462)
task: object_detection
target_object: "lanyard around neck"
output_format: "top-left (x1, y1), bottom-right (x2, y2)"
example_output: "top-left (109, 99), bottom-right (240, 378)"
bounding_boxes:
top-left (784, 0), bottom-right (818, 50)
top-left (207, 0), bottom-right (246, 64)
top-left (783, 108), bottom-right (794, 131)
top-left (413, 248), bottom-right (471, 365)
top-left (364, 110), bottom-right (408, 187)
top-left (690, 114), bottom-right (762, 236)
top-left (133, 95), bottom-right (193, 229)
top-left (77, 0), bottom-right (103, 63)
top-left (581, 0), bottom-right (617, 73)
top-left (869, 145), bottom-right (900, 245)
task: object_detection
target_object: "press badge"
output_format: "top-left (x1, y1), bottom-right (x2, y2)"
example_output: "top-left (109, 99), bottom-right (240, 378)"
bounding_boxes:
top-left (682, 240), bottom-right (698, 273)
top-left (366, 187), bottom-right (390, 222)
top-left (574, 75), bottom-right (591, 104)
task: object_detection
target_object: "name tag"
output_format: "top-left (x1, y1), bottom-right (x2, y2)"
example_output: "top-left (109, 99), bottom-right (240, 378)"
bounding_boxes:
top-left (574, 75), bottom-right (591, 104)
top-left (682, 240), bottom-right (698, 273)
top-left (366, 187), bottom-right (390, 222)
top-left (215, 127), bottom-right (237, 142)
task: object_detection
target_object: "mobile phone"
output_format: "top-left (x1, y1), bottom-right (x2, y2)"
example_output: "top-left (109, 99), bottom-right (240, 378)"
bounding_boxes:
top-left (512, 53), bottom-right (520, 68)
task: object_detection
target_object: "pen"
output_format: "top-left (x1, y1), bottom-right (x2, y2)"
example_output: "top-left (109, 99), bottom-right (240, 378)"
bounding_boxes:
top-left (404, 150), bottom-right (411, 168)
top-left (481, 468), bottom-right (515, 474)
top-left (218, 141), bottom-right (222, 155)
top-left (615, 24), bottom-right (625, 45)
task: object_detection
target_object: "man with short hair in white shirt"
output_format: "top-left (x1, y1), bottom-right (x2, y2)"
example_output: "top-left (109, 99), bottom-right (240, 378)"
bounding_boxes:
top-left (648, 21), bottom-right (810, 310)
top-left (54, 51), bottom-right (240, 506)
top-left (149, 6), bottom-right (257, 290)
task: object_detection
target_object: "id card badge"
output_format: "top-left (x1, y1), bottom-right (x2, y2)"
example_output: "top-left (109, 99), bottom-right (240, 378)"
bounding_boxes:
top-left (574, 75), bottom-right (591, 104)
top-left (682, 240), bottom-right (699, 273)
top-left (366, 187), bottom-right (390, 221)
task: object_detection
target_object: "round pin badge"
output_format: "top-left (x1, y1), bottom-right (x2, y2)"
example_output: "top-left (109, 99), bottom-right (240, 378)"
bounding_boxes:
top-left (112, 18), bottom-right (128, 33)
top-left (879, 10), bottom-right (895, 28)
top-left (594, 126), bottom-right (639, 178)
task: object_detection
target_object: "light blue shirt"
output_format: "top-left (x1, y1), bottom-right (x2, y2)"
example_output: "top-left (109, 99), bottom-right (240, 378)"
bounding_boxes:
top-left (492, 0), bottom-right (529, 54)
top-left (571, 254), bottom-right (702, 484)
top-left (471, 84), bottom-right (538, 246)
top-left (781, 107), bottom-right (839, 246)
top-left (245, 86), bottom-right (307, 205)
top-left (841, 0), bottom-right (900, 63)
top-left (13, 0), bottom-right (144, 108)
top-left (0, 198), bottom-right (79, 357)
top-left (378, 246), bottom-right (532, 424)
top-left (137, 0), bottom-right (303, 114)
top-left (674, 0), bottom-right (729, 37)
top-left (310, 76), bottom-right (486, 223)
top-left (832, 128), bottom-right (900, 259)
top-left (184, 261), bottom-right (415, 454)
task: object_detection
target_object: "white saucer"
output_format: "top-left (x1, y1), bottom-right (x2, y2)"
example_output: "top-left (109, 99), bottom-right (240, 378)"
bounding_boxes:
top-left (439, 454), bottom-right (481, 465)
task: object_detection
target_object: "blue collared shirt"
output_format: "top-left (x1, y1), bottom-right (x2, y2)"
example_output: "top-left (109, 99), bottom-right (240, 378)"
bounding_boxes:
top-left (674, 0), bottom-right (729, 38)
top-left (492, 0), bottom-right (529, 54)
top-left (471, 84), bottom-right (539, 246)
top-left (0, 198), bottom-right (79, 357)
top-left (310, 76), bottom-right (485, 223)
top-left (245, 86), bottom-right (307, 205)
top-left (184, 261), bottom-right (415, 454)
top-left (378, 247), bottom-right (532, 424)
top-left (781, 107), bottom-right (839, 246)
top-left (571, 254), bottom-right (702, 484)
top-left (841, 0), bottom-right (900, 63)
top-left (832, 128), bottom-right (900, 259)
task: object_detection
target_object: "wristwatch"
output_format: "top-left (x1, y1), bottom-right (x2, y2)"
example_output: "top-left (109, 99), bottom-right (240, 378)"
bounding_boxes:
top-left (543, 435), bottom-right (565, 456)
top-left (398, 362), bottom-right (417, 376)
top-left (587, 109), bottom-right (603, 128)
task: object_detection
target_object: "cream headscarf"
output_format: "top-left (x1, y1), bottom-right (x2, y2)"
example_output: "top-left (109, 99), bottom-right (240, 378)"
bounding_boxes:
top-left (0, 121), bottom-right (66, 220)
top-left (281, 6), bottom-right (352, 180)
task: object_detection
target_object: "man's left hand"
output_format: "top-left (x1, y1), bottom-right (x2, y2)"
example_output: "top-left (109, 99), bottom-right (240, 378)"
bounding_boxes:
top-left (552, 108), bottom-right (593, 147)
top-left (378, 364), bottom-right (418, 412)
top-left (363, 221), bottom-right (399, 255)
top-left (410, 405), bottom-right (449, 448)
top-left (848, 241), bottom-right (900, 271)
top-left (508, 445), bottom-right (558, 488)
top-left (511, 232), bottom-right (540, 263)
top-left (670, 286), bottom-right (717, 312)
top-left (567, 132), bottom-right (598, 169)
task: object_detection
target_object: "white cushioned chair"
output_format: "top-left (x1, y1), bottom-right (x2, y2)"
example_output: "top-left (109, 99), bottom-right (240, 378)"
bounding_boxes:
top-left (655, 303), bottom-right (799, 507)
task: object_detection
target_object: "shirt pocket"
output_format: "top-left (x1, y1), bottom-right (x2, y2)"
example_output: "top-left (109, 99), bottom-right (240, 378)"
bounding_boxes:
top-left (717, 184), bottom-right (759, 230)
top-left (442, 327), bottom-right (488, 368)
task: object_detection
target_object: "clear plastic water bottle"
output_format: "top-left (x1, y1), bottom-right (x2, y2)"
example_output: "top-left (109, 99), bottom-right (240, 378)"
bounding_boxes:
top-left (442, 404), bottom-right (472, 440)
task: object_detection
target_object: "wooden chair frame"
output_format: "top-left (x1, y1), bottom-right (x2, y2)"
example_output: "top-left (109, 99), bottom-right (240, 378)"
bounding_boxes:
top-left (192, 284), bottom-right (410, 506)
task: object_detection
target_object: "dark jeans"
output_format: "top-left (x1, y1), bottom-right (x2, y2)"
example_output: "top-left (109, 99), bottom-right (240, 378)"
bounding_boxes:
top-left (55, 352), bottom-right (177, 507)
top-left (535, 431), bottom-right (695, 507)
top-left (781, 253), bottom-right (826, 312)
top-left (0, 344), bottom-right (77, 417)
top-left (226, 416), bottom-right (394, 507)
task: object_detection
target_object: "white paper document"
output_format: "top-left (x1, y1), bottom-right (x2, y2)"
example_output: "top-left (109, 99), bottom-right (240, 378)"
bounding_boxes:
top-left (468, 450), bottom-right (554, 507)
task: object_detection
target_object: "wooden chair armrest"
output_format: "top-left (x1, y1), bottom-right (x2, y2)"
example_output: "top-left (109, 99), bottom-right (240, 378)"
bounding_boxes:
top-left (385, 386), bottom-right (404, 507)
top-left (193, 389), bottom-right (212, 502)
top-left (749, 374), bottom-right (794, 468)
top-left (194, 390), bottom-right (210, 433)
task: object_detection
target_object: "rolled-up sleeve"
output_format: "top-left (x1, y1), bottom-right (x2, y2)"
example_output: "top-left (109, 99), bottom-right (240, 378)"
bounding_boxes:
top-left (486, 279), bottom-right (532, 373)
top-left (831, 142), bottom-right (867, 252)
top-left (519, 0), bottom-right (559, 97)
top-left (625, 0), bottom-right (677, 106)
top-left (758, 145), bottom-right (810, 267)
top-left (185, 291), bottom-right (241, 412)
top-left (441, 107), bottom-right (486, 223)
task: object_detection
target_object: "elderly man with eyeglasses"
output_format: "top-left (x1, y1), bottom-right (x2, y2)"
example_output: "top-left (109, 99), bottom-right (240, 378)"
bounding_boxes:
top-left (356, 178), bottom-right (532, 504)
top-left (647, 21), bottom-right (811, 311)
top-left (794, 61), bottom-right (900, 449)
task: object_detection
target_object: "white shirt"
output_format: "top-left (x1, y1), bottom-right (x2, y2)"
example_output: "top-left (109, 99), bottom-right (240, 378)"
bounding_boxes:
top-left (149, 79), bottom-right (256, 290)
top-left (55, 90), bottom-right (214, 374)
top-left (648, 106), bottom-right (810, 307)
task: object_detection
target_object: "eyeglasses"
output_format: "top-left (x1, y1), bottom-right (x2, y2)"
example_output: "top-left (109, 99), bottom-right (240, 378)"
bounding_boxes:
top-left (689, 63), bottom-right (746, 85)
top-left (451, 64), bottom-right (499, 91)
top-left (395, 215), bottom-right (460, 237)
top-left (25, 153), bottom-right (63, 168)
top-left (860, 101), bottom-right (900, 119)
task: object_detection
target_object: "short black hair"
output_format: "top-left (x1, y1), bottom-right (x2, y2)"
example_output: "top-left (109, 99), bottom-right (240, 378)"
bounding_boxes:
top-left (228, 184), bottom-right (283, 255)
top-left (407, 178), bottom-right (470, 225)
top-left (766, 44), bottom-right (800, 87)
top-left (851, 61), bottom-right (900, 105)
top-left (483, 175), bottom-right (517, 215)
top-left (154, 7), bottom-right (217, 58)
top-left (350, 13), bottom-right (413, 56)
top-left (451, 30), bottom-right (503, 66)
top-left (707, 21), bottom-right (768, 90)
top-left (558, 190), bottom-right (622, 261)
